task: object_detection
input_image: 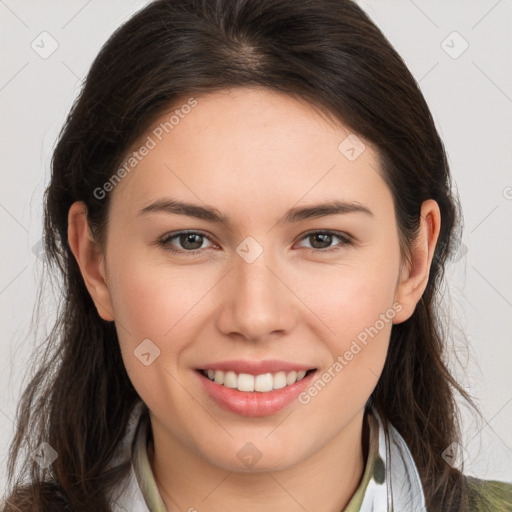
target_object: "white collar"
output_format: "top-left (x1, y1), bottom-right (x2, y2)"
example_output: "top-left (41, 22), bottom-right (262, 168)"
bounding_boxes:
top-left (107, 402), bottom-right (427, 512)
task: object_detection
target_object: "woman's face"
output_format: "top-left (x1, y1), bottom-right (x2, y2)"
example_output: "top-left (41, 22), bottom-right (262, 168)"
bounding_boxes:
top-left (91, 87), bottom-right (411, 471)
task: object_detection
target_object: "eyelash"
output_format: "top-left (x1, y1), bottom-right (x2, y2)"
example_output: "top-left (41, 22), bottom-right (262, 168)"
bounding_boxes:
top-left (157, 230), bottom-right (353, 256)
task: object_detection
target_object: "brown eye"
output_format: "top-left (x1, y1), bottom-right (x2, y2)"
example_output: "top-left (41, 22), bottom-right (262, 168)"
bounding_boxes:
top-left (158, 231), bottom-right (213, 254)
top-left (297, 231), bottom-right (351, 252)
top-left (176, 233), bottom-right (205, 250)
top-left (309, 233), bottom-right (334, 249)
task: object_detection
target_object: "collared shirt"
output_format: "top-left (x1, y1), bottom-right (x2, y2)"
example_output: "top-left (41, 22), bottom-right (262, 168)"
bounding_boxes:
top-left (106, 402), bottom-right (512, 512)
top-left (3, 403), bottom-right (510, 511)
top-left (108, 401), bottom-right (429, 511)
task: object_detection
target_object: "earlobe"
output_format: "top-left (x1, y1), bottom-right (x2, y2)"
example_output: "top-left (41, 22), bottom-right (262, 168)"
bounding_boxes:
top-left (67, 201), bottom-right (115, 321)
top-left (393, 199), bottom-right (441, 324)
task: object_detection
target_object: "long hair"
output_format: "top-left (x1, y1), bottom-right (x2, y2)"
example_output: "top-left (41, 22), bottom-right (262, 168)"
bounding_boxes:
top-left (4, 1), bottom-right (476, 510)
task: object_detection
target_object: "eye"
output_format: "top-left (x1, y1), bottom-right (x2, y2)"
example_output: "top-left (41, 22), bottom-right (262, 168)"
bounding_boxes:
top-left (157, 229), bottom-right (352, 256)
top-left (296, 230), bottom-right (352, 252)
top-left (158, 231), bottom-right (215, 255)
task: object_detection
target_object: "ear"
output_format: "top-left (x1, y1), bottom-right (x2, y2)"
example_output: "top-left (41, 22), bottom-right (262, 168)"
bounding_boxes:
top-left (393, 199), bottom-right (441, 324)
top-left (67, 201), bottom-right (114, 321)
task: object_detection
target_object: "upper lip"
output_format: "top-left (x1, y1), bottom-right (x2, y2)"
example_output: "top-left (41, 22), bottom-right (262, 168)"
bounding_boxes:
top-left (197, 359), bottom-right (316, 375)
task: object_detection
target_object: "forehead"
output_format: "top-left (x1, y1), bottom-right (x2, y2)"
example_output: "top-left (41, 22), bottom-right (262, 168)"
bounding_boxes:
top-left (109, 87), bottom-right (391, 222)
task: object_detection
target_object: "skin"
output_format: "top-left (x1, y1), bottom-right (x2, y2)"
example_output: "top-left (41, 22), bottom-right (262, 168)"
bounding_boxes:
top-left (68, 87), bottom-right (440, 512)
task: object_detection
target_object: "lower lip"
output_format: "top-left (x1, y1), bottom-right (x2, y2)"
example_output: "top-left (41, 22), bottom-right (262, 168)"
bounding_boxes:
top-left (196, 370), bottom-right (317, 417)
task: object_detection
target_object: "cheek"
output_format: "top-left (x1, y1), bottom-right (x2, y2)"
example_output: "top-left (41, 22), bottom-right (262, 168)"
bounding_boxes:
top-left (109, 249), bottom-right (208, 340)
top-left (285, 268), bottom-right (398, 460)
top-left (295, 277), bottom-right (396, 427)
top-left (296, 251), bottom-right (399, 396)
top-left (107, 250), bottom-right (227, 392)
top-left (108, 262), bottom-right (199, 418)
top-left (301, 256), bottom-right (399, 341)
top-left (106, 254), bottom-right (198, 380)
top-left (322, 284), bottom-right (393, 383)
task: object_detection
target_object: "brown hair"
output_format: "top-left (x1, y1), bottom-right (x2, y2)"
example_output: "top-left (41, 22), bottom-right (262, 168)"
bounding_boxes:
top-left (4, 0), bottom-right (476, 510)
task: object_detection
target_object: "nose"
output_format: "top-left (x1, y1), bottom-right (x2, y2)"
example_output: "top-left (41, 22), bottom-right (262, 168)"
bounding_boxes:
top-left (215, 246), bottom-right (299, 343)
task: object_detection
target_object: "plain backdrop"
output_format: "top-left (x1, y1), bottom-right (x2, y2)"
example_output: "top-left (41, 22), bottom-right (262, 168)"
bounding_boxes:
top-left (1, 0), bottom-right (511, 493)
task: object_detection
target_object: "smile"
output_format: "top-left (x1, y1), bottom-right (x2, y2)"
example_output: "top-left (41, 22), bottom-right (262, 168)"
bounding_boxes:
top-left (196, 365), bottom-right (318, 417)
top-left (200, 369), bottom-right (315, 393)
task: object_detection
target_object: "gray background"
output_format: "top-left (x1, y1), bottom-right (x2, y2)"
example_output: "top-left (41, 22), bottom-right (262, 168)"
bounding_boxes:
top-left (1, 0), bottom-right (511, 492)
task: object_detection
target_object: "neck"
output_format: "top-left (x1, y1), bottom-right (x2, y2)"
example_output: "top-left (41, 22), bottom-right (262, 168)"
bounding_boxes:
top-left (149, 409), bottom-right (369, 512)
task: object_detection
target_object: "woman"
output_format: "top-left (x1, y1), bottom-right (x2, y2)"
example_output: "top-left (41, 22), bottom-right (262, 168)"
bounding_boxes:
top-left (3, 0), bottom-right (512, 510)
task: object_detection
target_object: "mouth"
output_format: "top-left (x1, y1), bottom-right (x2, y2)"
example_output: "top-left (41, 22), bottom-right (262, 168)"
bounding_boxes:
top-left (198, 368), bottom-right (317, 393)
top-left (195, 364), bottom-right (318, 417)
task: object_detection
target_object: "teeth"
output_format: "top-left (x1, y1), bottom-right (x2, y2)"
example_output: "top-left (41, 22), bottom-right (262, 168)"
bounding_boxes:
top-left (273, 371), bottom-right (287, 389)
top-left (224, 371), bottom-right (238, 389)
top-left (202, 369), bottom-right (312, 392)
top-left (238, 373), bottom-right (254, 392)
top-left (255, 373), bottom-right (273, 392)
top-left (286, 371), bottom-right (297, 385)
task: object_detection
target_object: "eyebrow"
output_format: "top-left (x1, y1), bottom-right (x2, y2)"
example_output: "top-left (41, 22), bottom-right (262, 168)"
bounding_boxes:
top-left (137, 197), bottom-right (373, 225)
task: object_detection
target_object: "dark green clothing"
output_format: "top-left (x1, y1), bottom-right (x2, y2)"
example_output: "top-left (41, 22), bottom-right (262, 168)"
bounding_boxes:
top-left (466, 475), bottom-right (512, 511)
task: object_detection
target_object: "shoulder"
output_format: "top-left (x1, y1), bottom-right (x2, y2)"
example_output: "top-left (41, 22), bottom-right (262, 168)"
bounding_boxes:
top-left (465, 475), bottom-right (512, 511)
